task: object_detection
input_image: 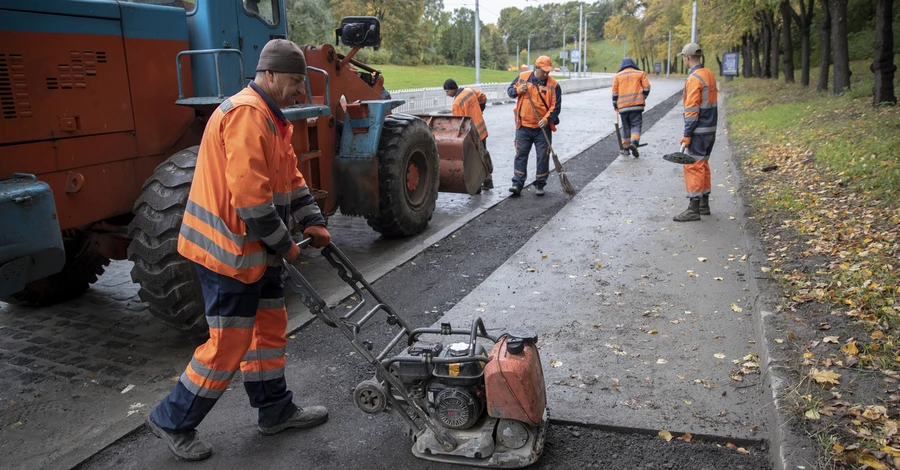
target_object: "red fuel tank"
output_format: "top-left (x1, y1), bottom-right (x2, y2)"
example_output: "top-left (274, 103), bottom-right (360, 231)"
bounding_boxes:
top-left (484, 334), bottom-right (547, 426)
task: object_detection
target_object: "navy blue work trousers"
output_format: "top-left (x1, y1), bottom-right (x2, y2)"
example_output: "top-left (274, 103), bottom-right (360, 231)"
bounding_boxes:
top-left (512, 126), bottom-right (551, 189)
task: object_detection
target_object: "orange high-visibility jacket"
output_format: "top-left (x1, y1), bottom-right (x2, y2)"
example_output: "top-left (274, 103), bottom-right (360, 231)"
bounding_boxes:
top-left (451, 87), bottom-right (488, 140)
top-left (511, 71), bottom-right (560, 131)
top-left (178, 84), bottom-right (325, 284)
top-left (612, 66), bottom-right (651, 113)
top-left (683, 65), bottom-right (718, 136)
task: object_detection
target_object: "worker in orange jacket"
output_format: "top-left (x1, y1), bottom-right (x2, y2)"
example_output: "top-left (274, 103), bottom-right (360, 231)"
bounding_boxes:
top-left (673, 42), bottom-right (718, 222)
top-left (612, 57), bottom-right (651, 157)
top-left (507, 56), bottom-right (561, 197)
top-left (444, 78), bottom-right (493, 190)
top-left (146, 39), bottom-right (331, 461)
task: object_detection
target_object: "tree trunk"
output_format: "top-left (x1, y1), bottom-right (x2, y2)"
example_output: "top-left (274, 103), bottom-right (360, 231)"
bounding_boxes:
top-left (770, 14), bottom-right (780, 80)
top-left (829, 0), bottom-right (851, 94)
top-left (780, 1), bottom-right (795, 83)
top-left (792, 0), bottom-right (814, 87)
top-left (872, 0), bottom-right (897, 105)
top-left (817, 0), bottom-right (831, 91)
top-left (759, 14), bottom-right (772, 78)
top-left (742, 34), bottom-right (752, 78)
top-left (752, 34), bottom-right (762, 77)
top-left (716, 55), bottom-right (723, 76)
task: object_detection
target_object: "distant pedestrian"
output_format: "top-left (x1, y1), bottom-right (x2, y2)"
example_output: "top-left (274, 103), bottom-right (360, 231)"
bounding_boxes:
top-left (612, 57), bottom-right (651, 158)
top-left (145, 39), bottom-right (331, 461)
top-left (507, 55), bottom-right (562, 197)
top-left (673, 42), bottom-right (718, 222)
top-left (444, 78), bottom-right (493, 190)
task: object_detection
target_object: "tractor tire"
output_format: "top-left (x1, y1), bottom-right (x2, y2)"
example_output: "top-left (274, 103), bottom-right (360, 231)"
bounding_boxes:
top-left (127, 146), bottom-right (206, 334)
top-left (366, 114), bottom-right (440, 238)
top-left (13, 235), bottom-right (110, 305)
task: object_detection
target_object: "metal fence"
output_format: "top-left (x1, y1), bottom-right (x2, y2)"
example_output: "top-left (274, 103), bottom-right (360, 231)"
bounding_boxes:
top-left (390, 75), bottom-right (613, 115)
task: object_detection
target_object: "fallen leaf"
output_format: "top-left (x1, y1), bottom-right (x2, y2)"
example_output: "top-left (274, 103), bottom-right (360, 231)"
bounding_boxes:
top-left (677, 432), bottom-right (693, 442)
top-left (541, 254), bottom-right (548, 259)
top-left (730, 303), bottom-right (743, 313)
top-left (805, 408), bottom-right (821, 420)
top-left (657, 359), bottom-right (668, 364)
top-left (833, 443), bottom-right (845, 454)
top-left (714, 277), bottom-right (724, 281)
top-left (648, 329), bottom-right (658, 335)
top-left (841, 341), bottom-right (859, 356)
top-left (883, 446), bottom-right (900, 457)
top-left (714, 353), bottom-right (726, 359)
top-left (809, 368), bottom-right (841, 386)
top-left (761, 267), bottom-right (772, 273)
top-left (872, 330), bottom-right (887, 341)
top-left (857, 454), bottom-right (888, 470)
top-left (736, 448), bottom-right (750, 455)
top-left (775, 338), bottom-right (785, 344)
top-left (658, 430), bottom-right (673, 442)
top-left (698, 257), bottom-right (708, 262)
top-left (823, 336), bottom-right (839, 344)
top-left (549, 359), bottom-right (563, 368)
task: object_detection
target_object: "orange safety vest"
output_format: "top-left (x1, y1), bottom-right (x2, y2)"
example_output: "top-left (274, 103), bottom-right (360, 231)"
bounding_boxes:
top-left (177, 86), bottom-right (310, 284)
top-left (612, 68), bottom-right (650, 113)
top-left (451, 88), bottom-right (488, 140)
top-left (683, 65), bottom-right (718, 136)
top-left (513, 71), bottom-right (558, 132)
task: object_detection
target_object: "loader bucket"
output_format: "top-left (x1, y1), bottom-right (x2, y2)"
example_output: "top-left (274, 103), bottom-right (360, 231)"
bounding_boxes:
top-left (415, 115), bottom-right (487, 195)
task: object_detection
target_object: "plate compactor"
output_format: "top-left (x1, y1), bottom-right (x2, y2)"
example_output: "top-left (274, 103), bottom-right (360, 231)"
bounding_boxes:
top-left (283, 240), bottom-right (549, 468)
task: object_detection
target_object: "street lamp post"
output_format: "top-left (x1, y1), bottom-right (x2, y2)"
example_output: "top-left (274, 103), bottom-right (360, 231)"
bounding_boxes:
top-left (527, 33), bottom-right (533, 67)
top-left (618, 35), bottom-right (627, 58)
top-left (584, 12), bottom-right (597, 75)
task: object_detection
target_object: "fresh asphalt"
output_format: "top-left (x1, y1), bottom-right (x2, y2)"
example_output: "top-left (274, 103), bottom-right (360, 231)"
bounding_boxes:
top-left (74, 80), bottom-right (772, 470)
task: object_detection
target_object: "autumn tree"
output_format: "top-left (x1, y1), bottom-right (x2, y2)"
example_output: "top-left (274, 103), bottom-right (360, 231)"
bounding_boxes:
top-left (828, 0), bottom-right (850, 94)
top-left (871, 0), bottom-right (896, 105)
top-left (785, 0), bottom-right (815, 87)
top-left (816, 0), bottom-right (830, 91)
top-left (286, 0), bottom-right (335, 46)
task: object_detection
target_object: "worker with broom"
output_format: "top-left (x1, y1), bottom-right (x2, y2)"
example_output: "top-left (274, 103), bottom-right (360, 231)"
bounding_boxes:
top-left (507, 55), bottom-right (562, 197)
top-left (612, 57), bottom-right (651, 158)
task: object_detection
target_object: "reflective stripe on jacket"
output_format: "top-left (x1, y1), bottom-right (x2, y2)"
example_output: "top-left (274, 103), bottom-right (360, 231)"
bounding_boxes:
top-left (612, 68), bottom-right (651, 113)
top-left (683, 65), bottom-right (718, 136)
top-left (510, 71), bottom-right (560, 131)
top-left (452, 87), bottom-right (488, 140)
top-left (177, 85), bottom-right (324, 284)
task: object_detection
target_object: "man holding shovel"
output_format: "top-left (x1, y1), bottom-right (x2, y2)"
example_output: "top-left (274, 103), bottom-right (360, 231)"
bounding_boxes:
top-left (507, 55), bottom-right (562, 197)
top-left (612, 57), bottom-right (651, 157)
top-left (672, 42), bottom-right (718, 222)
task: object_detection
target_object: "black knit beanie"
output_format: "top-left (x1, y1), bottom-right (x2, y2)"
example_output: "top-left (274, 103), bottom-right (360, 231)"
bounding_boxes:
top-left (443, 78), bottom-right (458, 90)
top-left (256, 39), bottom-right (307, 75)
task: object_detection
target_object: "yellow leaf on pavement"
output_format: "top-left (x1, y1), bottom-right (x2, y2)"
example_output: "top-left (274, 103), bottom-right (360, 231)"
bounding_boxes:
top-left (823, 336), bottom-right (839, 344)
top-left (761, 267), bottom-right (772, 273)
top-left (809, 368), bottom-right (841, 386)
top-left (833, 443), bottom-right (845, 454)
top-left (677, 432), bottom-right (693, 442)
top-left (736, 447), bottom-right (750, 454)
top-left (698, 257), bottom-right (708, 262)
top-left (714, 353), bottom-right (726, 359)
top-left (857, 454), bottom-right (888, 470)
top-left (805, 408), bottom-right (820, 420)
top-left (648, 329), bottom-right (658, 334)
top-left (882, 446), bottom-right (900, 457)
top-left (841, 341), bottom-right (859, 356)
top-left (872, 330), bottom-right (887, 341)
top-left (658, 430), bottom-right (673, 442)
top-left (730, 303), bottom-right (742, 312)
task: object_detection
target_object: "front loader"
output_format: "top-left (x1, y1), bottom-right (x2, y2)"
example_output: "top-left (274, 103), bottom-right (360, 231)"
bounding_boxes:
top-left (0, 1), bottom-right (490, 334)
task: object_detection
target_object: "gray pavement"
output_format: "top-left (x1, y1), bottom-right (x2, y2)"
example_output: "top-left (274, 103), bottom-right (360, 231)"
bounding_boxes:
top-left (0, 79), bottom-right (699, 470)
top-left (434, 104), bottom-right (772, 439)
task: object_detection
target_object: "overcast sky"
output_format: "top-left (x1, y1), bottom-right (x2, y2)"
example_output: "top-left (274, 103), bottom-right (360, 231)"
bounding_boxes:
top-left (442, 0), bottom-right (564, 26)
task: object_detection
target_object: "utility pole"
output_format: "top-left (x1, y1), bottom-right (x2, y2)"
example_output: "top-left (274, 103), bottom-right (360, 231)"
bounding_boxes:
top-left (691, 1), bottom-right (698, 43)
top-left (667, 29), bottom-right (672, 77)
top-left (561, 27), bottom-right (567, 69)
top-left (578, 4), bottom-right (582, 77)
top-left (516, 41), bottom-right (520, 70)
top-left (583, 18), bottom-right (588, 75)
top-left (475, 0), bottom-right (480, 83)
top-left (527, 33), bottom-right (533, 67)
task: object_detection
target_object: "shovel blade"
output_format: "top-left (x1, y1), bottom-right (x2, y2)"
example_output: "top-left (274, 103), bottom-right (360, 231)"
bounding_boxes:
top-left (663, 152), bottom-right (699, 165)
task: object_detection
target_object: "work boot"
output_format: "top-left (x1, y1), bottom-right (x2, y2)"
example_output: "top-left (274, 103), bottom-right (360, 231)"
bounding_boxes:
top-left (146, 415), bottom-right (213, 461)
top-left (482, 178), bottom-right (494, 190)
top-left (629, 142), bottom-right (640, 158)
top-left (258, 406), bottom-right (329, 436)
top-left (673, 198), bottom-right (701, 222)
top-left (509, 185), bottom-right (522, 196)
top-left (699, 195), bottom-right (711, 215)
top-left (535, 187), bottom-right (545, 196)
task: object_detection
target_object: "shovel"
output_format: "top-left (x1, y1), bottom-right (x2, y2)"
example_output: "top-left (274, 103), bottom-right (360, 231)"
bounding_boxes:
top-left (614, 112), bottom-right (647, 156)
top-left (663, 145), bottom-right (699, 165)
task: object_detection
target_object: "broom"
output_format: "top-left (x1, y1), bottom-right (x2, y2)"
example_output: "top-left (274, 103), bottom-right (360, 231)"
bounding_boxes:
top-left (523, 88), bottom-right (576, 196)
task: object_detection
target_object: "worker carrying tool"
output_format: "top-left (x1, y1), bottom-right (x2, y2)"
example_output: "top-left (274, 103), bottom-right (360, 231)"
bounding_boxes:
top-left (444, 78), bottom-right (493, 190)
top-left (672, 42), bottom-right (718, 222)
top-left (145, 39), bottom-right (332, 461)
top-left (507, 55), bottom-right (562, 197)
top-left (612, 57), bottom-right (651, 158)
